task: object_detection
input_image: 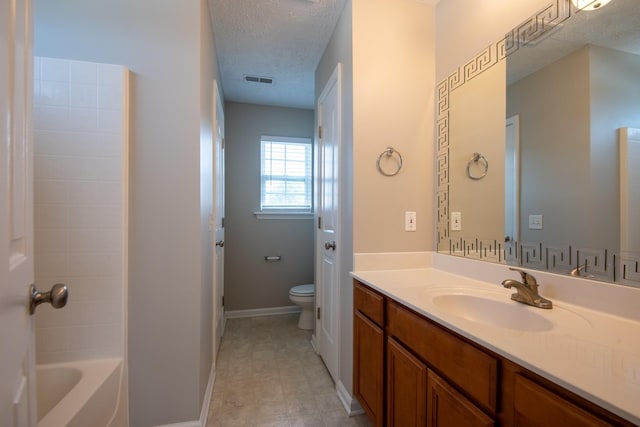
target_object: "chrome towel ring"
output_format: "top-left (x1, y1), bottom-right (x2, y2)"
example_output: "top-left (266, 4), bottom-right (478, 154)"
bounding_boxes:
top-left (466, 152), bottom-right (488, 180)
top-left (376, 146), bottom-right (403, 177)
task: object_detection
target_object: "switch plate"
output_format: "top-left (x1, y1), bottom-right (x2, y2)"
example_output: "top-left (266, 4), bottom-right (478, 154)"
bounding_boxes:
top-left (405, 211), bottom-right (417, 231)
top-left (451, 212), bottom-right (462, 231)
top-left (528, 214), bottom-right (543, 230)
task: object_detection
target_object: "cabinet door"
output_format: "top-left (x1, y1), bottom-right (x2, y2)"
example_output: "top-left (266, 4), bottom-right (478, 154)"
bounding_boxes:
top-left (427, 371), bottom-right (494, 427)
top-left (513, 375), bottom-right (610, 427)
top-left (354, 311), bottom-right (384, 426)
top-left (387, 337), bottom-right (428, 427)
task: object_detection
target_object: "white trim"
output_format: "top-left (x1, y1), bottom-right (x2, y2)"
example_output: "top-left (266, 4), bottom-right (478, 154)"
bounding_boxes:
top-left (153, 366), bottom-right (216, 427)
top-left (254, 211), bottom-right (313, 220)
top-left (315, 61), bottom-right (342, 384)
top-left (225, 305), bottom-right (301, 319)
top-left (310, 333), bottom-right (318, 354)
top-left (336, 380), bottom-right (364, 416)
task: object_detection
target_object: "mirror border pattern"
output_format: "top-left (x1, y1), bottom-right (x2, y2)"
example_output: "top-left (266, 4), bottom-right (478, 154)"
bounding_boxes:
top-left (436, 0), bottom-right (640, 287)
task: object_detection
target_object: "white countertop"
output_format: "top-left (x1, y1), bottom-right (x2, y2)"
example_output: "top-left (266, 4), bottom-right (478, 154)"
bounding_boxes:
top-left (351, 258), bottom-right (640, 424)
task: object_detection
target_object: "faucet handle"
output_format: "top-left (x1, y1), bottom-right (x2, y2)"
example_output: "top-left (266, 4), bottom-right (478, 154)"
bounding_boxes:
top-left (508, 267), bottom-right (538, 286)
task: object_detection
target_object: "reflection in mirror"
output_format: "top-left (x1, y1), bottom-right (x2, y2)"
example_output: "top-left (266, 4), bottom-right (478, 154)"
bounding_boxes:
top-left (436, 0), bottom-right (640, 287)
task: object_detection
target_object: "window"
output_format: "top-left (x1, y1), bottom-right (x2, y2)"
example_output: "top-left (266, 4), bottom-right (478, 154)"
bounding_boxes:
top-left (260, 136), bottom-right (312, 213)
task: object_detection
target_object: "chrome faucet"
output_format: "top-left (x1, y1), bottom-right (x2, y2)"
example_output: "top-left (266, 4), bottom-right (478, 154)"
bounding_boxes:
top-left (570, 263), bottom-right (594, 278)
top-left (502, 267), bottom-right (552, 309)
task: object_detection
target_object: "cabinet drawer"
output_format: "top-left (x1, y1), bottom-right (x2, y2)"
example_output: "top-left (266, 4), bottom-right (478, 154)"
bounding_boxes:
top-left (354, 280), bottom-right (384, 326)
top-left (513, 374), bottom-right (610, 427)
top-left (387, 300), bottom-right (498, 414)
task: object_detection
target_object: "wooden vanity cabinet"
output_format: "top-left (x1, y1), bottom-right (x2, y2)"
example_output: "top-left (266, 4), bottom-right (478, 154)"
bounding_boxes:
top-left (427, 371), bottom-right (494, 427)
top-left (511, 374), bottom-right (611, 427)
top-left (387, 337), bottom-right (427, 426)
top-left (353, 279), bottom-right (635, 427)
top-left (354, 282), bottom-right (385, 426)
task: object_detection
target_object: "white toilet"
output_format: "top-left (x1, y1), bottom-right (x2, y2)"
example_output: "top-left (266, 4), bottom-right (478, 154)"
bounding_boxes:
top-left (289, 284), bottom-right (315, 330)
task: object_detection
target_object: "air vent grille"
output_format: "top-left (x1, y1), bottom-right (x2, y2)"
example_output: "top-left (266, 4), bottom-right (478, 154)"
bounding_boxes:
top-left (244, 75), bottom-right (273, 84)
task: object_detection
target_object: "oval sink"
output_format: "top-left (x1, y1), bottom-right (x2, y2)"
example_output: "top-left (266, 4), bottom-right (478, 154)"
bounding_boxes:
top-left (431, 293), bottom-right (555, 332)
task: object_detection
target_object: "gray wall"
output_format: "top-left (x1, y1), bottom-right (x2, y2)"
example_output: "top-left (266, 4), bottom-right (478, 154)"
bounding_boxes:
top-left (508, 45), bottom-right (640, 250)
top-left (224, 102), bottom-right (315, 311)
top-left (508, 47), bottom-right (592, 247)
top-left (34, 1), bottom-right (220, 425)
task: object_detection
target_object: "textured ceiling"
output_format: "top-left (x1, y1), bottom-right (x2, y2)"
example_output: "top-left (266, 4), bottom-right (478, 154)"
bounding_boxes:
top-left (507, 0), bottom-right (640, 84)
top-left (209, 0), bottom-right (348, 109)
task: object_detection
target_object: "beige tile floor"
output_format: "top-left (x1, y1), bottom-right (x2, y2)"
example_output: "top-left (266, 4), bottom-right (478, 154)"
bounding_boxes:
top-left (207, 314), bottom-right (373, 427)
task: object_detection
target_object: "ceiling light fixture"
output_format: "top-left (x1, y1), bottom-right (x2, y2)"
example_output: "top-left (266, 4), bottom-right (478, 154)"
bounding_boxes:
top-left (571, 0), bottom-right (612, 11)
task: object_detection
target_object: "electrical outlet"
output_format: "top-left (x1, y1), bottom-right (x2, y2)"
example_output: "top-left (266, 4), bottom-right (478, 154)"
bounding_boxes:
top-left (451, 212), bottom-right (462, 231)
top-left (528, 214), bottom-right (543, 230)
top-left (405, 211), bottom-right (417, 231)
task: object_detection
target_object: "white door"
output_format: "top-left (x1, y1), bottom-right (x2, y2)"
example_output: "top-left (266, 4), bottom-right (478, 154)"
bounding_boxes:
top-left (212, 81), bottom-right (226, 357)
top-left (505, 115), bottom-right (520, 244)
top-left (1, 0), bottom-right (36, 425)
top-left (316, 64), bottom-right (341, 382)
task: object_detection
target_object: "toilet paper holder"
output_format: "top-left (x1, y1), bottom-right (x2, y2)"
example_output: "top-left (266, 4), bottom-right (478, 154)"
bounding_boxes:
top-left (265, 256), bottom-right (282, 261)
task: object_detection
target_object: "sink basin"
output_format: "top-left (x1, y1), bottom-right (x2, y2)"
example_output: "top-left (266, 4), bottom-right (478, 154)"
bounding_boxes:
top-left (431, 293), bottom-right (555, 332)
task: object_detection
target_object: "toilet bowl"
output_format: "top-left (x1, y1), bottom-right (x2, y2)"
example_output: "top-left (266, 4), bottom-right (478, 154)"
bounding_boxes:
top-left (289, 284), bottom-right (315, 330)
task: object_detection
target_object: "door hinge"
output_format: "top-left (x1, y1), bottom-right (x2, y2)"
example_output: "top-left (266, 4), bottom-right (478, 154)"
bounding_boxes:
top-left (317, 307), bottom-right (321, 320)
top-left (317, 216), bottom-right (322, 229)
top-left (222, 296), bottom-right (224, 306)
top-left (221, 217), bottom-right (225, 228)
top-left (318, 126), bottom-right (323, 139)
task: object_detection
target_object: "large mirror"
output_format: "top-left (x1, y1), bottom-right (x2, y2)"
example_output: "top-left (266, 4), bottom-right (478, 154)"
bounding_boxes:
top-left (437, 0), bottom-right (640, 287)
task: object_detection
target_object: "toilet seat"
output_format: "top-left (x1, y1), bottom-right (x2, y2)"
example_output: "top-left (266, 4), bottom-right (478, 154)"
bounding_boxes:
top-left (289, 284), bottom-right (314, 297)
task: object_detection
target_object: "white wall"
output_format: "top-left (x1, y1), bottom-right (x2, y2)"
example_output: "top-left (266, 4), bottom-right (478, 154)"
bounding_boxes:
top-left (34, 1), bottom-right (221, 425)
top-left (33, 57), bottom-right (128, 364)
top-left (316, 0), bottom-right (435, 400)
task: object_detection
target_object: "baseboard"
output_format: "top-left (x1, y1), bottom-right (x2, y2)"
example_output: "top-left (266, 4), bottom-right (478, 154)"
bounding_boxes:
top-left (336, 380), bottom-right (364, 416)
top-left (200, 366), bottom-right (216, 427)
top-left (225, 305), bottom-right (301, 319)
top-left (154, 365), bottom-right (216, 427)
top-left (310, 333), bottom-right (318, 354)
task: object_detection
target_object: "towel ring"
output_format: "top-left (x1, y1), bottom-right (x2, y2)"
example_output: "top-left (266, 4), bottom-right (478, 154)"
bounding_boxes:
top-left (377, 146), bottom-right (403, 177)
top-left (466, 152), bottom-right (488, 180)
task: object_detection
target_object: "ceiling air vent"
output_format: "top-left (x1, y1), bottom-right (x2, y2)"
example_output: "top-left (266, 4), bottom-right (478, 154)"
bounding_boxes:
top-left (244, 75), bottom-right (273, 85)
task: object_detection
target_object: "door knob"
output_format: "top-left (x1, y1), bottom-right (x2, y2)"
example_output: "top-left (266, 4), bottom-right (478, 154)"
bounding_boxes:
top-left (215, 240), bottom-right (225, 247)
top-left (30, 283), bottom-right (68, 315)
top-left (324, 241), bottom-right (336, 251)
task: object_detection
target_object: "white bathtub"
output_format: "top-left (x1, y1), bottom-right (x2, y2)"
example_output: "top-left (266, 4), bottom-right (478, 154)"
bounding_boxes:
top-left (37, 359), bottom-right (122, 427)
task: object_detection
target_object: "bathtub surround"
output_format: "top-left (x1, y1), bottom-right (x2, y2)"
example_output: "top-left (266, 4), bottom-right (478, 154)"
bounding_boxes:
top-left (33, 56), bottom-right (129, 425)
top-left (33, 56), bottom-right (128, 364)
top-left (35, 0), bottom-right (221, 425)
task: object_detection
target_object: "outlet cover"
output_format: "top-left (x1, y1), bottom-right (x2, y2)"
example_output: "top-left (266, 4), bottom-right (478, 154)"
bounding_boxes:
top-left (528, 214), bottom-right (543, 230)
top-left (405, 211), bottom-right (417, 231)
top-left (451, 212), bottom-right (462, 231)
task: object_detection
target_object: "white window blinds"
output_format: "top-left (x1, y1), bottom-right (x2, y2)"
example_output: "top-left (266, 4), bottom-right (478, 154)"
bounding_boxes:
top-left (260, 136), bottom-right (312, 211)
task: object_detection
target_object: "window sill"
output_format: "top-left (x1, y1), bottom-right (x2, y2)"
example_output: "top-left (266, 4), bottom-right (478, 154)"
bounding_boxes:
top-left (254, 211), bottom-right (314, 220)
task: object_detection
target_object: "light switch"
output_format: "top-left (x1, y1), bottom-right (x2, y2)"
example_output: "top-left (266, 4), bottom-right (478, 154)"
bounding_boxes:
top-left (451, 212), bottom-right (462, 231)
top-left (528, 214), bottom-right (543, 230)
top-left (405, 211), bottom-right (417, 231)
